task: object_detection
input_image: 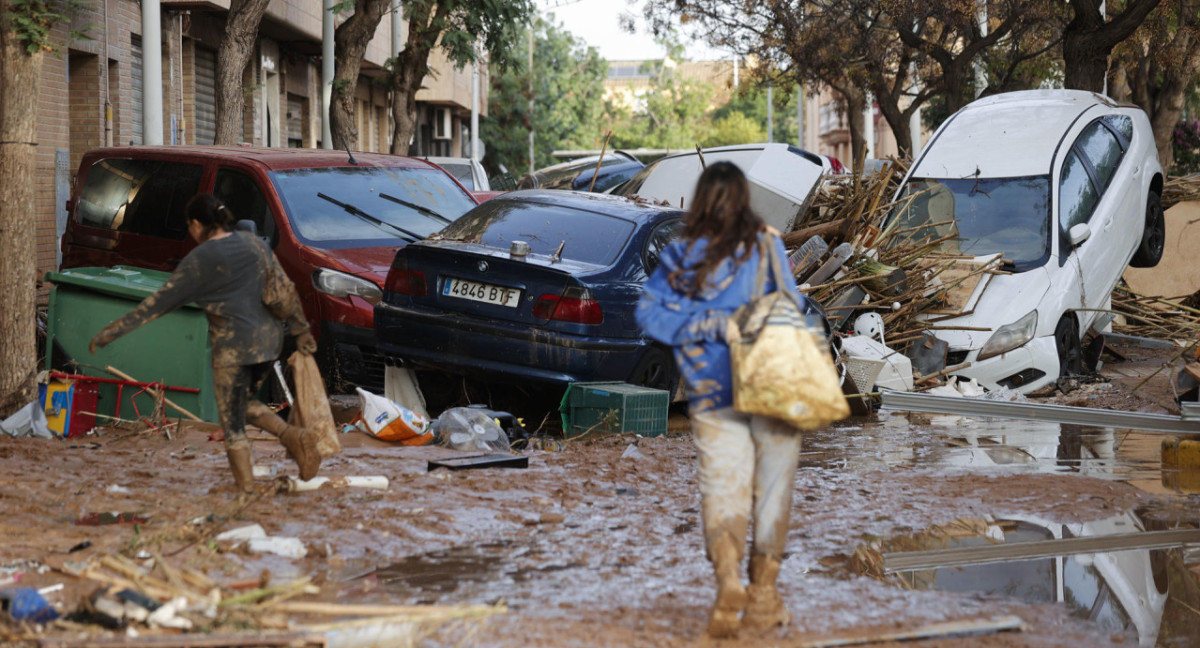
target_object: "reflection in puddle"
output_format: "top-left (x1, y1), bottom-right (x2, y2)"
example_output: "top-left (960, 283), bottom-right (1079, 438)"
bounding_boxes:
top-left (371, 541), bottom-right (582, 605)
top-left (805, 413), bottom-right (1197, 496)
top-left (852, 511), bottom-right (1200, 646)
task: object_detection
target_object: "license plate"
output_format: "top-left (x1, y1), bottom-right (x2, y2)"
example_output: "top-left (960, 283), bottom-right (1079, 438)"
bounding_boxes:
top-left (442, 277), bottom-right (521, 308)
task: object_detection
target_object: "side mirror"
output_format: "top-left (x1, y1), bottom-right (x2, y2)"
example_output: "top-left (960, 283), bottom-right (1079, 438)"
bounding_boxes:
top-left (1068, 222), bottom-right (1091, 248)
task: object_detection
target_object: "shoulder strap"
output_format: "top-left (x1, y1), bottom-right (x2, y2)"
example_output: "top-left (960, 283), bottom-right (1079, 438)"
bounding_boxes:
top-left (763, 233), bottom-right (806, 310)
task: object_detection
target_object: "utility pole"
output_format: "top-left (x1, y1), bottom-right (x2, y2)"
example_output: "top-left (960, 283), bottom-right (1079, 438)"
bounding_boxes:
top-left (142, 0), bottom-right (163, 144)
top-left (321, 0), bottom-right (334, 148)
top-left (528, 20), bottom-right (535, 175)
top-left (797, 85), bottom-right (805, 149)
top-left (766, 84), bottom-right (773, 143)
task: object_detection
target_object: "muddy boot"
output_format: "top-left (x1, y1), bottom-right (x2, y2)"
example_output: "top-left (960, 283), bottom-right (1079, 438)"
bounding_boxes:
top-left (246, 401), bottom-right (321, 481)
top-left (226, 441), bottom-right (256, 494)
top-left (707, 530), bottom-right (748, 639)
top-left (743, 553), bottom-right (790, 630)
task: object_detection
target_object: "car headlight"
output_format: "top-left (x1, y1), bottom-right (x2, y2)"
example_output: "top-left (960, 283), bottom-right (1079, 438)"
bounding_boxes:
top-left (977, 310), bottom-right (1038, 361)
top-left (312, 268), bottom-right (383, 304)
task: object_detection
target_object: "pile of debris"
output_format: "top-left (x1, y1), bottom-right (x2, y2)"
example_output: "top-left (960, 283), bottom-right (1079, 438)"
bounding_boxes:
top-left (782, 161), bottom-right (1199, 398)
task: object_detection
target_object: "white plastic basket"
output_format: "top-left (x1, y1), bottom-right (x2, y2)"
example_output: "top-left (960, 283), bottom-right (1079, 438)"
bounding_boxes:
top-left (844, 356), bottom-right (885, 394)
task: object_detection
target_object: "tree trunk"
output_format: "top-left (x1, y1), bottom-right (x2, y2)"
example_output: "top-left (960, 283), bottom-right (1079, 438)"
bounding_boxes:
top-left (387, 2), bottom-right (441, 156)
top-left (330, 0), bottom-right (389, 151)
top-left (839, 86), bottom-right (867, 169)
top-left (214, 0), bottom-right (271, 145)
top-left (0, 20), bottom-right (43, 417)
top-left (1063, 0), bottom-right (1165, 93)
top-left (390, 69), bottom-right (421, 155)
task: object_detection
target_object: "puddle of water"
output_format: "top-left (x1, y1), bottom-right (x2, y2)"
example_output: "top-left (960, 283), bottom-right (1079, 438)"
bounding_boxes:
top-left (804, 413), bottom-right (1200, 496)
top-left (368, 541), bottom-right (582, 605)
top-left (852, 511), bottom-right (1200, 647)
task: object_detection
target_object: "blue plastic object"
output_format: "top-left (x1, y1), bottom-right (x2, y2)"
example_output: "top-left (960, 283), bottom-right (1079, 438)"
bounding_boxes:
top-left (0, 587), bottom-right (60, 623)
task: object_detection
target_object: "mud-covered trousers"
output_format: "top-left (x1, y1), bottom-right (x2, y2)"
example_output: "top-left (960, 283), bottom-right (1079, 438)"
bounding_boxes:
top-left (213, 362), bottom-right (273, 449)
top-left (691, 407), bottom-right (803, 561)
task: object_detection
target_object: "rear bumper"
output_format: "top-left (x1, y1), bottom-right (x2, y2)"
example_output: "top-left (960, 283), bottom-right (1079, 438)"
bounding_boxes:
top-left (374, 302), bottom-right (649, 386)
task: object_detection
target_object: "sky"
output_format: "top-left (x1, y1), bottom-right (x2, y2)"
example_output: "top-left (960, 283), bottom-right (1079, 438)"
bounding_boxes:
top-left (543, 0), bottom-right (728, 62)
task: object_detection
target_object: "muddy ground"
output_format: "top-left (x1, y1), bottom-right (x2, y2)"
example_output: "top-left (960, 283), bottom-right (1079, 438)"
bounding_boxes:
top-left (2, 340), bottom-right (1199, 647)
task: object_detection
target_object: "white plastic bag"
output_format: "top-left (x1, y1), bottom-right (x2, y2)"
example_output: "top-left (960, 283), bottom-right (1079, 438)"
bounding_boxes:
top-left (355, 388), bottom-right (433, 445)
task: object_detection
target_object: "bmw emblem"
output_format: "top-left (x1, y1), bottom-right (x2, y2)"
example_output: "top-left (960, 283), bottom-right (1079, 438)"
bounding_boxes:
top-left (477, 260), bottom-right (489, 273)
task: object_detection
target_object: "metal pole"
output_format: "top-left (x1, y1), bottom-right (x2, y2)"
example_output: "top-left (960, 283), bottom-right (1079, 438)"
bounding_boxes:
top-left (321, 0), bottom-right (335, 149)
top-left (797, 85), bottom-right (805, 149)
top-left (864, 92), bottom-right (875, 159)
top-left (528, 20), bottom-right (535, 174)
top-left (880, 390), bottom-right (1200, 434)
top-left (974, 0), bottom-right (987, 98)
top-left (471, 45), bottom-right (480, 161)
top-left (766, 84), bottom-right (773, 143)
top-left (142, 0), bottom-right (163, 145)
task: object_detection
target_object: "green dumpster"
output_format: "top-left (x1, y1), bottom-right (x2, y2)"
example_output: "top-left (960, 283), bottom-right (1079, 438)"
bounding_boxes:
top-left (44, 266), bottom-right (219, 424)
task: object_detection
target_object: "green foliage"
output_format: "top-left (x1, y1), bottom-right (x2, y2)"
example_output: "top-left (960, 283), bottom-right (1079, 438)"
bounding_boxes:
top-left (714, 85), bottom-right (800, 146)
top-left (481, 16), bottom-right (609, 174)
top-left (4, 0), bottom-right (63, 53)
top-left (1173, 119), bottom-right (1200, 175)
top-left (606, 59), bottom-right (716, 151)
top-left (415, 0), bottom-right (535, 73)
top-left (702, 111), bottom-right (765, 147)
top-left (330, 77), bottom-right (352, 100)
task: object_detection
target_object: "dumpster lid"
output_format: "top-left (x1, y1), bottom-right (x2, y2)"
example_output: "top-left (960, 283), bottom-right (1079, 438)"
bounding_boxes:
top-left (44, 267), bottom-right (200, 307)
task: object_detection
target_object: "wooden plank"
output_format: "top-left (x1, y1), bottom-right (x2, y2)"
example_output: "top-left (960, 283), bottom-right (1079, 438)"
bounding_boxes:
top-left (797, 615), bottom-right (1025, 647)
top-left (38, 632), bottom-right (325, 648)
top-left (271, 601), bottom-right (495, 617)
top-left (884, 528), bottom-right (1200, 573)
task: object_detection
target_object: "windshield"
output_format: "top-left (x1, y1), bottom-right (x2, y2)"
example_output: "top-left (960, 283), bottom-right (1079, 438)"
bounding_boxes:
top-left (271, 166), bottom-right (476, 249)
top-left (891, 176), bottom-right (1052, 271)
top-left (437, 162), bottom-right (475, 190)
top-left (436, 199), bottom-right (637, 267)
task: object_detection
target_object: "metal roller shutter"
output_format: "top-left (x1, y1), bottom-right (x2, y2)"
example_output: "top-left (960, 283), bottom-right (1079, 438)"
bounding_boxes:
top-left (132, 36), bottom-right (143, 145)
top-left (194, 47), bottom-right (217, 145)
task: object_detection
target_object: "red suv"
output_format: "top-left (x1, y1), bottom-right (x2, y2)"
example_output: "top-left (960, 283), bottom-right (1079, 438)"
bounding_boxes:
top-left (60, 146), bottom-right (479, 390)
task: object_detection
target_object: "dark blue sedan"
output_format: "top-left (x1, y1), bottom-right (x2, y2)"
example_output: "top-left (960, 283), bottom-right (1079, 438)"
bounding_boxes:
top-left (374, 190), bottom-right (687, 396)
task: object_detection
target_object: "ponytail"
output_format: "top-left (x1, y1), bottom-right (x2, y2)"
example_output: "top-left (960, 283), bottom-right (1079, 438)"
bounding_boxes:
top-left (185, 193), bottom-right (235, 234)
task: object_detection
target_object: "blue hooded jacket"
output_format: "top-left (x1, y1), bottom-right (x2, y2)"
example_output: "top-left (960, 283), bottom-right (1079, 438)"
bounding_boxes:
top-left (636, 231), bottom-right (805, 413)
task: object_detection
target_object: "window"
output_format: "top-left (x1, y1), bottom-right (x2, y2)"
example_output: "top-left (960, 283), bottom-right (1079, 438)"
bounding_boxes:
top-left (76, 158), bottom-right (203, 239)
top-left (1102, 115), bottom-right (1133, 143)
top-left (1059, 151), bottom-right (1099, 232)
top-left (214, 168), bottom-right (275, 242)
top-left (439, 200), bottom-right (636, 267)
top-left (1075, 122), bottom-right (1124, 192)
top-left (643, 218), bottom-right (683, 275)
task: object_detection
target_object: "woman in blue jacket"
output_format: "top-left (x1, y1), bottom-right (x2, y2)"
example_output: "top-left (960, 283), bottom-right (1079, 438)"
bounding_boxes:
top-left (637, 162), bottom-right (805, 638)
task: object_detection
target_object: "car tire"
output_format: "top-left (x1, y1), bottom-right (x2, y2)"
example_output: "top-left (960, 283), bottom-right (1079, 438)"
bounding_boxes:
top-left (1129, 192), bottom-right (1165, 268)
top-left (1055, 315), bottom-right (1083, 378)
top-left (630, 346), bottom-right (678, 399)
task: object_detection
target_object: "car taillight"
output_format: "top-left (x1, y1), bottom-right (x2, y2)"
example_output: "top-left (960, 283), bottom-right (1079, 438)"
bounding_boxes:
top-left (384, 257), bottom-right (427, 296)
top-left (533, 287), bottom-right (603, 324)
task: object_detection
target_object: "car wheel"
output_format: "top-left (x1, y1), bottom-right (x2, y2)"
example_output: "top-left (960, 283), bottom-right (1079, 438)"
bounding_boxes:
top-left (1055, 315), bottom-right (1083, 378)
top-left (630, 346), bottom-right (678, 398)
top-left (1129, 192), bottom-right (1165, 268)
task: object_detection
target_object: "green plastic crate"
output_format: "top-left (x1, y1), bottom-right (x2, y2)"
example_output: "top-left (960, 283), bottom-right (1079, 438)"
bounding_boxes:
top-left (559, 381), bottom-right (669, 438)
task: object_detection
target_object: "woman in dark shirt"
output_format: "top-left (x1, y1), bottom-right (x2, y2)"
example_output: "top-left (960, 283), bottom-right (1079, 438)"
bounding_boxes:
top-left (90, 194), bottom-right (321, 494)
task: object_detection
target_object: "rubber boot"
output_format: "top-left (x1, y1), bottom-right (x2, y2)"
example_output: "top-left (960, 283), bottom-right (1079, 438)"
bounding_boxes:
top-left (246, 401), bottom-right (321, 481)
top-left (707, 529), bottom-right (748, 639)
top-left (743, 553), bottom-right (790, 630)
top-left (226, 441), bottom-right (256, 494)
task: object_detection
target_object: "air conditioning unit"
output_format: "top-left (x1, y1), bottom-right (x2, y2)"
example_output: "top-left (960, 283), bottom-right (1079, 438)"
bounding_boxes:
top-left (433, 107), bottom-right (452, 140)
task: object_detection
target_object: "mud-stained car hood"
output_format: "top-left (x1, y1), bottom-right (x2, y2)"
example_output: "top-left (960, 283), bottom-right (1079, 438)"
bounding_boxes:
top-left (920, 261), bottom-right (1054, 350)
top-left (313, 245), bottom-right (404, 284)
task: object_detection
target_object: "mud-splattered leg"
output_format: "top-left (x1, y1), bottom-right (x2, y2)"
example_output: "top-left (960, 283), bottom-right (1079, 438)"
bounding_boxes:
top-left (691, 407), bottom-right (753, 638)
top-left (213, 364), bottom-right (256, 493)
top-left (744, 415), bottom-right (802, 629)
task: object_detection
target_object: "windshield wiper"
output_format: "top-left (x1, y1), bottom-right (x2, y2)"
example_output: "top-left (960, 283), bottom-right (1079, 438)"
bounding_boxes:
top-left (317, 192), bottom-right (419, 243)
top-left (378, 192), bottom-right (452, 225)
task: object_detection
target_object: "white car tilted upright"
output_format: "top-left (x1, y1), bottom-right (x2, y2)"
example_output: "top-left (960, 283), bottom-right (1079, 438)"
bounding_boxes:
top-left (887, 90), bottom-right (1165, 393)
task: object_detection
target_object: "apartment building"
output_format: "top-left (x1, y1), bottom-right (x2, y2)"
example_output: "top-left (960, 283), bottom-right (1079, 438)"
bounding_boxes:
top-left (33, 0), bottom-right (485, 284)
